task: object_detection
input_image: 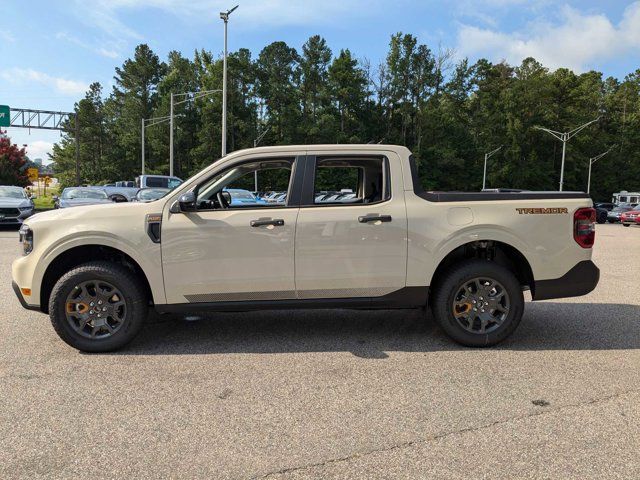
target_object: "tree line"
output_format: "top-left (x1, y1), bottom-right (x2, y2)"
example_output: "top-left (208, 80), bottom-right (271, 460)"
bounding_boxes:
top-left (50, 33), bottom-right (640, 200)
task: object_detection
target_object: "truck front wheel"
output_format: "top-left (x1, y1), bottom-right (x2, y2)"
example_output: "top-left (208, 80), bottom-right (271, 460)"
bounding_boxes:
top-left (49, 261), bottom-right (148, 352)
top-left (431, 260), bottom-right (524, 347)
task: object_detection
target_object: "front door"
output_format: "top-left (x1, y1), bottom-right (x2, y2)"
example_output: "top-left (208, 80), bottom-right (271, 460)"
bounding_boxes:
top-left (294, 152), bottom-right (408, 299)
top-left (161, 156), bottom-right (302, 304)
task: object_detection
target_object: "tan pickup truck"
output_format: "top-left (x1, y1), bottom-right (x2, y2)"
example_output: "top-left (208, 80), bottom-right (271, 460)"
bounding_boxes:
top-left (12, 145), bottom-right (599, 352)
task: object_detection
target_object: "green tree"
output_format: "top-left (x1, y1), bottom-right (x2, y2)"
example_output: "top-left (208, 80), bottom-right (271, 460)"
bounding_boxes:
top-left (0, 134), bottom-right (29, 187)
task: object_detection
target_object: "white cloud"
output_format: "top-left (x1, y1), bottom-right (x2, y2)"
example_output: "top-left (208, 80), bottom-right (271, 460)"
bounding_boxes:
top-left (25, 141), bottom-right (55, 162)
top-left (1, 68), bottom-right (88, 96)
top-left (76, 0), bottom-right (378, 35)
top-left (56, 32), bottom-right (123, 59)
top-left (457, 2), bottom-right (640, 72)
top-left (0, 30), bottom-right (16, 43)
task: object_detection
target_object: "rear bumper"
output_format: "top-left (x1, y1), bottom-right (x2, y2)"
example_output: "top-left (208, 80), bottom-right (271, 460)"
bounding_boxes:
top-left (532, 260), bottom-right (600, 301)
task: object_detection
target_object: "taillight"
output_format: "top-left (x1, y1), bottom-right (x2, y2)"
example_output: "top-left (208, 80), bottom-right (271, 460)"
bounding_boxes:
top-left (574, 208), bottom-right (596, 248)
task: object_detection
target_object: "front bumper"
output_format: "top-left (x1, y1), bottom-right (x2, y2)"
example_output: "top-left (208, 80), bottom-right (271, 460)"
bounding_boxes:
top-left (532, 260), bottom-right (600, 301)
top-left (0, 209), bottom-right (33, 224)
top-left (12, 281), bottom-right (41, 311)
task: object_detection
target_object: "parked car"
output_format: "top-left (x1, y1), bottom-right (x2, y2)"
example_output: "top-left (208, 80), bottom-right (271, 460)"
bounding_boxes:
top-left (133, 187), bottom-right (171, 203)
top-left (13, 144), bottom-right (599, 352)
top-left (607, 204), bottom-right (636, 223)
top-left (54, 188), bottom-right (113, 209)
top-left (0, 186), bottom-right (35, 225)
top-left (620, 210), bottom-right (640, 227)
top-left (595, 207), bottom-right (608, 224)
top-left (136, 175), bottom-right (183, 189)
top-left (98, 185), bottom-right (139, 202)
top-left (225, 188), bottom-right (267, 206)
top-left (594, 202), bottom-right (615, 211)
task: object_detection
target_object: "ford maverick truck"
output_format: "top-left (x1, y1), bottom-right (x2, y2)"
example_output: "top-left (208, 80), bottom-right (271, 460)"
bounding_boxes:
top-left (12, 145), bottom-right (599, 352)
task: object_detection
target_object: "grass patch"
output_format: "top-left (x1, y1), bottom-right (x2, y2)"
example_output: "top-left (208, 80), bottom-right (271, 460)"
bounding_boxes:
top-left (32, 185), bottom-right (59, 211)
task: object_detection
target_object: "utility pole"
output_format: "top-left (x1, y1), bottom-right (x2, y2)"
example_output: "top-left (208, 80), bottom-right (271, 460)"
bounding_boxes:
top-left (587, 146), bottom-right (614, 194)
top-left (482, 145), bottom-right (502, 190)
top-left (534, 117), bottom-right (599, 191)
top-left (168, 90), bottom-right (221, 176)
top-left (74, 113), bottom-right (80, 186)
top-left (169, 92), bottom-right (174, 177)
top-left (220, 5), bottom-right (238, 157)
top-left (253, 122), bottom-right (269, 192)
top-left (141, 118), bottom-right (145, 175)
top-left (141, 114), bottom-right (175, 175)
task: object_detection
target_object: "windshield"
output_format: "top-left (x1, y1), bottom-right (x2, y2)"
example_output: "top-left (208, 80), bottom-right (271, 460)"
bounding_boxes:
top-left (144, 176), bottom-right (183, 188)
top-left (0, 187), bottom-right (27, 199)
top-left (62, 188), bottom-right (108, 200)
top-left (138, 188), bottom-right (169, 200)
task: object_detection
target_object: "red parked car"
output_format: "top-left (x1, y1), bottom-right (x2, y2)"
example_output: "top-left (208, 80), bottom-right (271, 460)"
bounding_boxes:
top-left (620, 210), bottom-right (640, 227)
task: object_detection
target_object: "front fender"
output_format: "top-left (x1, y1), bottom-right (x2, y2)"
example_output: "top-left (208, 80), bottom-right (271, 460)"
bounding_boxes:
top-left (34, 232), bottom-right (165, 306)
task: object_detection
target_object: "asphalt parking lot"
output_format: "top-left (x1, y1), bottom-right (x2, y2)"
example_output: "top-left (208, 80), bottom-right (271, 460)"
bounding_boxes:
top-left (1, 222), bottom-right (639, 479)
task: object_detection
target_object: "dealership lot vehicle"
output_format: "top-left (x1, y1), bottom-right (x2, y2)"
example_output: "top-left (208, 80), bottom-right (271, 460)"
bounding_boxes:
top-left (226, 188), bottom-right (267, 206)
top-left (136, 174), bottom-right (183, 189)
top-left (0, 186), bottom-right (34, 224)
top-left (133, 187), bottom-right (171, 202)
top-left (621, 210), bottom-right (640, 227)
top-left (12, 145), bottom-right (599, 352)
top-left (0, 223), bottom-right (638, 479)
top-left (54, 187), bottom-right (113, 209)
top-left (99, 184), bottom-right (140, 202)
top-left (607, 204), bottom-right (635, 223)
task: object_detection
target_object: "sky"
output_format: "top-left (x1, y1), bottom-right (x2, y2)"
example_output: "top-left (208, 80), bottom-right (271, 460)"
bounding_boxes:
top-left (1, 0), bottom-right (639, 163)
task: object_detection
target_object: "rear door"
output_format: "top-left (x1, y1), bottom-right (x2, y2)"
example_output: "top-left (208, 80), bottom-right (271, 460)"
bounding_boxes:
top-left (294, 151), bottom-right (408, 299)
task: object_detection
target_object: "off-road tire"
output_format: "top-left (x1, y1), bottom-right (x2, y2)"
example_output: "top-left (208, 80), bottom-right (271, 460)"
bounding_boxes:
top-left (431, 259), bottom-right (524, 347)
top-left (49, 261), bottom-right (148, 352)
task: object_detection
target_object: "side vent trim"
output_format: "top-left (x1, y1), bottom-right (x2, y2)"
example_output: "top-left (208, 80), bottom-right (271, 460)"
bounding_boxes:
top-left (146, 213), bottom-right (162, 244)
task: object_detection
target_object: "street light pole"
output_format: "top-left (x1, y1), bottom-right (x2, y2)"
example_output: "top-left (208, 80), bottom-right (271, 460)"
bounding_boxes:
top-left (220, 5), bottom-right (238, 158)
top-left (534, 117), bottom-right (599, 191)
top-left (587, 146), bottom-right (614, 194)
top-left (482, 145), bottom-right (502, 190)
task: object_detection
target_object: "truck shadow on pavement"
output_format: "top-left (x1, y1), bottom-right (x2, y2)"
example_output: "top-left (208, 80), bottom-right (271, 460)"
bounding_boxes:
top-left (119, 301), bottom-right (640, 357)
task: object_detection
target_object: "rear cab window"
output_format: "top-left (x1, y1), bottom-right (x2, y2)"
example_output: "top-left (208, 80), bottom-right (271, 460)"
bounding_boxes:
top-left (311, 156), bottom-right (390, 206)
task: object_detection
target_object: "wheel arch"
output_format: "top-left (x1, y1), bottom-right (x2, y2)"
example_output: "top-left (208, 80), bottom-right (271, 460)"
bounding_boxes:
top-left (40, 244), bottom-right (154, 314)
top-left (429, 239), bottom-right (535, 299)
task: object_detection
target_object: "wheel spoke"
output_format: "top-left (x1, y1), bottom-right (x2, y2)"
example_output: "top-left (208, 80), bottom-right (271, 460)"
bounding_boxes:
top-left (65, 280), bottom-right (126, 340)
top-left (452, 276), bottom-right (510, 335)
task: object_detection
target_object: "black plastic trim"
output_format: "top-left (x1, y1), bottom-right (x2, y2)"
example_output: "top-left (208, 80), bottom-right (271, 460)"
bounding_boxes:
top-left (417, 191), bottom-right (591, 202)
top-left (532, 260), bottom-right (599, 301)
top-left (155, 286), bottom-right (429, 314)
top-left (300, 155), bottom-right (317, 206)
top-left (286, 155), bottom-right (306, 206)
top-left (12, 281), bottom-right (41, 312)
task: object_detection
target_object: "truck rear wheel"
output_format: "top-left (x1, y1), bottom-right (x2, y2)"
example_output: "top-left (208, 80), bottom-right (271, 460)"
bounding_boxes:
top-left (49, 261), bottom-right (148, 352)
top-left (431, 259), bottom-right (524, 347)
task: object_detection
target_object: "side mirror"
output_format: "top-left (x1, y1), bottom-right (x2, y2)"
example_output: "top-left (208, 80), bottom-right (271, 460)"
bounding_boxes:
top-left (221, 190), bottom-right (232, 205)
top-left (178, 192), bottom-right (197, 212)
top-left (53, 196), bottom-right (59, 201)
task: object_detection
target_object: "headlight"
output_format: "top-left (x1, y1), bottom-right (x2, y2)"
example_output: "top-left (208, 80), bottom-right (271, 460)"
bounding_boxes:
top-left (19, 224), bottom-right (33, 255)
top-left (18, 206), bottom-right (33, 211)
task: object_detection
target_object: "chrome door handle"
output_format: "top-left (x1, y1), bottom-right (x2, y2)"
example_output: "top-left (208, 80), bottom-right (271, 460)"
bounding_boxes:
top-left (250, 218), bottom-right (285, 227)
top-left (358, 215), bottom-right (392, 223)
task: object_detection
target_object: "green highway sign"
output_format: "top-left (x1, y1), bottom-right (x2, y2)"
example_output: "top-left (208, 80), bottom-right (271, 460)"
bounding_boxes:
top-left (0, 105), bottom-right (9, 127)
